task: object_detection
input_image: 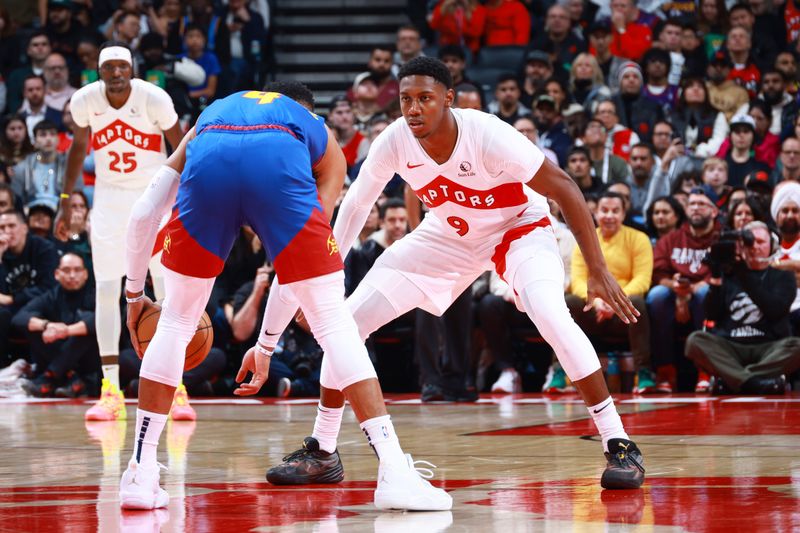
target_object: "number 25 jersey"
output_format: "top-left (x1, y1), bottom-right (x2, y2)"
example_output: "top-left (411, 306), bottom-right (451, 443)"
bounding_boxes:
top-left (70, 78), bottom-right (178, 189)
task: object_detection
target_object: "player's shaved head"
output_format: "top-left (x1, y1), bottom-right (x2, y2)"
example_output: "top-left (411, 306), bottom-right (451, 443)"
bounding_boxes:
top-left (398, 57), bottom-right (454, 89)
top-left (263, 80), bottom-right (316, 111)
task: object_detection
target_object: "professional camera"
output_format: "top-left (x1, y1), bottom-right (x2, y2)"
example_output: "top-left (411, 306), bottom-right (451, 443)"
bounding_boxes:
top-left (703, 229), bottom-right (754, 274)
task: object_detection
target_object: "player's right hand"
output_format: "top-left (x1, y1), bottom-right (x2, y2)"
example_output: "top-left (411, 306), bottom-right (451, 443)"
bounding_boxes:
top-left (55, 198), bottom-right (71, 236)
top-left (586, 270), bottom-right (639, 324)
top-left (126, 294), bottom-right (155, 359)
top-left (234, 345), bottom-right (272, 396)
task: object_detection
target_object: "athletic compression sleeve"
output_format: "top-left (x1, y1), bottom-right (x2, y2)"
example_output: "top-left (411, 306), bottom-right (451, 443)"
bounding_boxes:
top-left (333, 161), bottom-right (393, 257)
top-left (125, 166), bottom-right (180, 294)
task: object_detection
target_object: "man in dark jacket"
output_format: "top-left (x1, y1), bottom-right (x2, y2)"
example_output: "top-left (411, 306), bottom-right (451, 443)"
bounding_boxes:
top-left (612, 62), bottom-right (663, 142)
top-left (13, 252), bottom-right (97, 397)
top-left (686, 221), bottom-right (800, 394)
top-left (0, 210), bottom-right (59, 362)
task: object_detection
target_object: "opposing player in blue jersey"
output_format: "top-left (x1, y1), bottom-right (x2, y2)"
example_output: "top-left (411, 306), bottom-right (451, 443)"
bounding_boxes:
top-left (119, 81), bottom-right (451, 512)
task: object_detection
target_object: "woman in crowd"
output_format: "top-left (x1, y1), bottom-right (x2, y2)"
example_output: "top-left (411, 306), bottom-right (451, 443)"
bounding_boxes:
top-left (725, 196), bottom-right (767, 231)
top-left (645, 195), bottom-right (686, 245)
top-left (670, 76), bottom-right (727, 158)
top-left (0, 115), bottom-right (34, 177)
top-left (569, 52), bottom-right (610, 111)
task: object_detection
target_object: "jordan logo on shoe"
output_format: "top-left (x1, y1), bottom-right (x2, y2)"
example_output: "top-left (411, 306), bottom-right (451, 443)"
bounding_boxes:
top-left (593, 402), bottom-right (611, 414)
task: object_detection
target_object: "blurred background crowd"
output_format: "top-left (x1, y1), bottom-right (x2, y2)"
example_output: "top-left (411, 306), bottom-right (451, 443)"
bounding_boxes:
top-left (0, 0), bottom-right (799, 401)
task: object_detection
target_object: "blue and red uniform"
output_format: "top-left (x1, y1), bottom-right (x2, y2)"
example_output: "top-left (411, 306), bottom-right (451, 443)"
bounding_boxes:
top-left (160, 91), bottom-right (343, 284)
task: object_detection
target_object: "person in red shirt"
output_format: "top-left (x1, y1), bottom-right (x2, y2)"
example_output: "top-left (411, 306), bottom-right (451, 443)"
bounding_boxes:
top-left (328, 96), bottom-right (369, 172)
top-left (647, 189), bottom-right (721, 392)
top-left (483, 0), bottom-right (530, 46)
top-left (725, 26), bottom-right (760, 98)
top-left (428, 0), bottom-right (486, 55)
top-left (608, 0), bottom-right (652, 62)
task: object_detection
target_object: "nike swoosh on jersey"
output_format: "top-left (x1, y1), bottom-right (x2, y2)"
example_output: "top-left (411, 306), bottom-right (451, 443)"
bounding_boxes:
top-left (406, 162), bottom-right (424, 169)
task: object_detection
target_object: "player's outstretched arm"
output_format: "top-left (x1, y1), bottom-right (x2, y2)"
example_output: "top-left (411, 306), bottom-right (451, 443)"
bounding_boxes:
top-left (314, 127), bottom-right (348, 220)
top-left (527, 158), bottom-right (639, 324)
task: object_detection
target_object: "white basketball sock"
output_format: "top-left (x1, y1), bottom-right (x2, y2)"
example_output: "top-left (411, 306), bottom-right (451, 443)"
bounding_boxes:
top-left (359, 415), bottom-right (406, 466)
top-left (102, 364), bottom-right (120, 389)
top-left (132, 408), bottom-right (168, 468)
top-left (312, 403), bottom-right (345, 454)
top-left (588, 398), bottom-right (628, 452)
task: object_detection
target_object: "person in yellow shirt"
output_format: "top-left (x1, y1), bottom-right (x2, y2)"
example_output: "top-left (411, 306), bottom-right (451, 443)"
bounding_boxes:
top-left (567, 191), bottom-right (656, 393)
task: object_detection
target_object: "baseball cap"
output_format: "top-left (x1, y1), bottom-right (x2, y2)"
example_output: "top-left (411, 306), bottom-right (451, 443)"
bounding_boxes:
top-left (587, 19), bottom-right (612, 35)
top-left (709, 50), bottom-right (732, 67)
top-left (745, 170), bottom-right (773, 193)
top-left (534, 94), bottom-right (557, 108)
top-left (730, 113), bottom-right (756, 131)
top-left (562, 103), bottom-right (585, 117)
top-left (526, 50), bottom-right (552, 67)
top-left (27, 197), bottom-right (58, 216)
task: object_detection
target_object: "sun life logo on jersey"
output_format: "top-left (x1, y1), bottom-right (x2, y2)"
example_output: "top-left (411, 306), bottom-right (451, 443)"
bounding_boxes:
top-left (458, 161), bottom-right (475, 177)
top-left (327, 234), bottom-right (339, 256)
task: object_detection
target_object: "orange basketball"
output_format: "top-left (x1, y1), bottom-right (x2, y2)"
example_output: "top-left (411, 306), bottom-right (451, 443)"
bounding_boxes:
top-left (135, 303), bottom-right (214, 371)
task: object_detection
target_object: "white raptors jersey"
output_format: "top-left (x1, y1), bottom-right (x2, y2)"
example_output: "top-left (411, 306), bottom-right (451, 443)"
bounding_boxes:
top-left (70, 78), bottom-right (178, 189)
top-left (777, 238), bottom-right (800, 311)
top-left (362, 108), bottom-right (549, 241)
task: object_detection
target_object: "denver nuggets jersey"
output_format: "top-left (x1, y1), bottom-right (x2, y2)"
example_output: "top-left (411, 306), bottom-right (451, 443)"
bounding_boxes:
top-left (195, 90), bottom-right (328, 165)
top-left (161, 90), bottom-right (342, 283)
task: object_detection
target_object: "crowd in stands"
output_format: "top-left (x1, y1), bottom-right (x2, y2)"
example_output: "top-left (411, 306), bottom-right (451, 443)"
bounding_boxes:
top-left (1, 0), bottom-right (799, 400)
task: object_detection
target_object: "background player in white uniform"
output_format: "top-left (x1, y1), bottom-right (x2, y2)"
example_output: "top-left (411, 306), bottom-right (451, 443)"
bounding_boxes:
top-left (263, 57), bottom-right (645, 490)
top-left (62, 42), bottom-right (184, 422)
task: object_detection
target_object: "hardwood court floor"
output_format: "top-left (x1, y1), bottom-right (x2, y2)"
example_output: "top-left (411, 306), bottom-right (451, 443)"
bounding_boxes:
top-left (1, 393), bottom-right (798, 532)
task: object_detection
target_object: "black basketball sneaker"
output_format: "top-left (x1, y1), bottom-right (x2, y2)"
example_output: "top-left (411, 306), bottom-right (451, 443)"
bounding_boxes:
top-left (266, 436), bottom-right (345, 485)
top-left (601, 438), bottom-right (645, 489)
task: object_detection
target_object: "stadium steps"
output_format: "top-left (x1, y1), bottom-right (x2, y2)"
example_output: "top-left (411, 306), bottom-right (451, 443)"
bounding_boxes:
top-left (271, 0), bottom-right (409, 111)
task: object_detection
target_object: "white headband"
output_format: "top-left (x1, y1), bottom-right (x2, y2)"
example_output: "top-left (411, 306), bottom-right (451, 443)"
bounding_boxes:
top-left (99, 46), bottom-right (133, 67)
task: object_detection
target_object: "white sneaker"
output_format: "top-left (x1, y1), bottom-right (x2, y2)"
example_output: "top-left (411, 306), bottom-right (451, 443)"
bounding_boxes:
top-left (491, 368), bottom-right (521, 393)
top-left (374, 454), bottom-right (453, 511)
top-left (119, 459), bottom-right (169, 510)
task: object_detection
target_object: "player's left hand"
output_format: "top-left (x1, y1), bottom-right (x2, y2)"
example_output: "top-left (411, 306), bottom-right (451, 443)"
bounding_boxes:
top-left (585, 270), bottom-right (639, 324)
top-left (234, 346), bottom-right (272, 396)
top-left (126, 294), bottom-right (155, 359)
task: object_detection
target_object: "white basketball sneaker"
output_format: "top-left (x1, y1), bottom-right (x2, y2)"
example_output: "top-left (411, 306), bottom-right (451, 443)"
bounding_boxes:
top-left (374, 454), bottom-right (453, 511)
top-left (119, 459), bottom-right (169, 510)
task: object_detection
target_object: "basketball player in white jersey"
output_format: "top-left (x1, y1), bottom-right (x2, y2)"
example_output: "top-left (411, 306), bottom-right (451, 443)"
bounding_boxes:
top-left (61, 41), bottom-right (186, 422)
top-left (262, 57), bottom-right (646, 490)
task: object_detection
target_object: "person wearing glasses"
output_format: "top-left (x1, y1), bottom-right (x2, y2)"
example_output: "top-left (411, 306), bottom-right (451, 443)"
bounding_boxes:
top-left (42, 53), bottom-right (76, 112)
top-left (772, 137), bottom-right (800, 184)
top-left (62, 40), bottom-right (184, 422)
top-left (647, 188), bottom-right (721, 393)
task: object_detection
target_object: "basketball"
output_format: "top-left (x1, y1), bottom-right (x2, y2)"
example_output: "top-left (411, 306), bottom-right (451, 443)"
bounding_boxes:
top-left (135, 303), bottom-right (214, 371)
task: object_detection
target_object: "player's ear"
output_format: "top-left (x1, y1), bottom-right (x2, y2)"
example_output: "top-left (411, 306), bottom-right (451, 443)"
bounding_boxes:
top-left (444, 88), bottom-right (455, 108)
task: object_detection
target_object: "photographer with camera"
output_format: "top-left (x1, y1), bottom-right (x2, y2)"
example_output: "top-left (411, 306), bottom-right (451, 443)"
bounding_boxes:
top-left (685, 221), bottom-right (800, 394)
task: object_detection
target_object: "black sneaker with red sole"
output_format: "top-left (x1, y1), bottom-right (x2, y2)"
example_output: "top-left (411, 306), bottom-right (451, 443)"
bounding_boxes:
top-left (266, 436), bottom-right (344, 485)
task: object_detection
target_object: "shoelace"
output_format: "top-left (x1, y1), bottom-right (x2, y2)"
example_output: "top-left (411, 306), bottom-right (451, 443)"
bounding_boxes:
top-left (616, 450), bottom-right (645, 473)
top-left (282, 446), bottom-right (319, 463)
top-left (410, 458), bottom-right (437, 480)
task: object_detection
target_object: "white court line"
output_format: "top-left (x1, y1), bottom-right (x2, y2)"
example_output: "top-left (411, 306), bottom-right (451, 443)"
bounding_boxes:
top-left (721, 397), bottom-right (800, 403)
top-left (619, 397), bottom-right (717, 404)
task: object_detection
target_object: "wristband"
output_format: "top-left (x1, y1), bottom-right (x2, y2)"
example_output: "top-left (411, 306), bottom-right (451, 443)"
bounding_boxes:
top-left (59, 193), bottom-right (71, 200)
top-left (255, 343), bottom-right (273, 357)
top-left (126, 294), bottom-right (145, 303)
